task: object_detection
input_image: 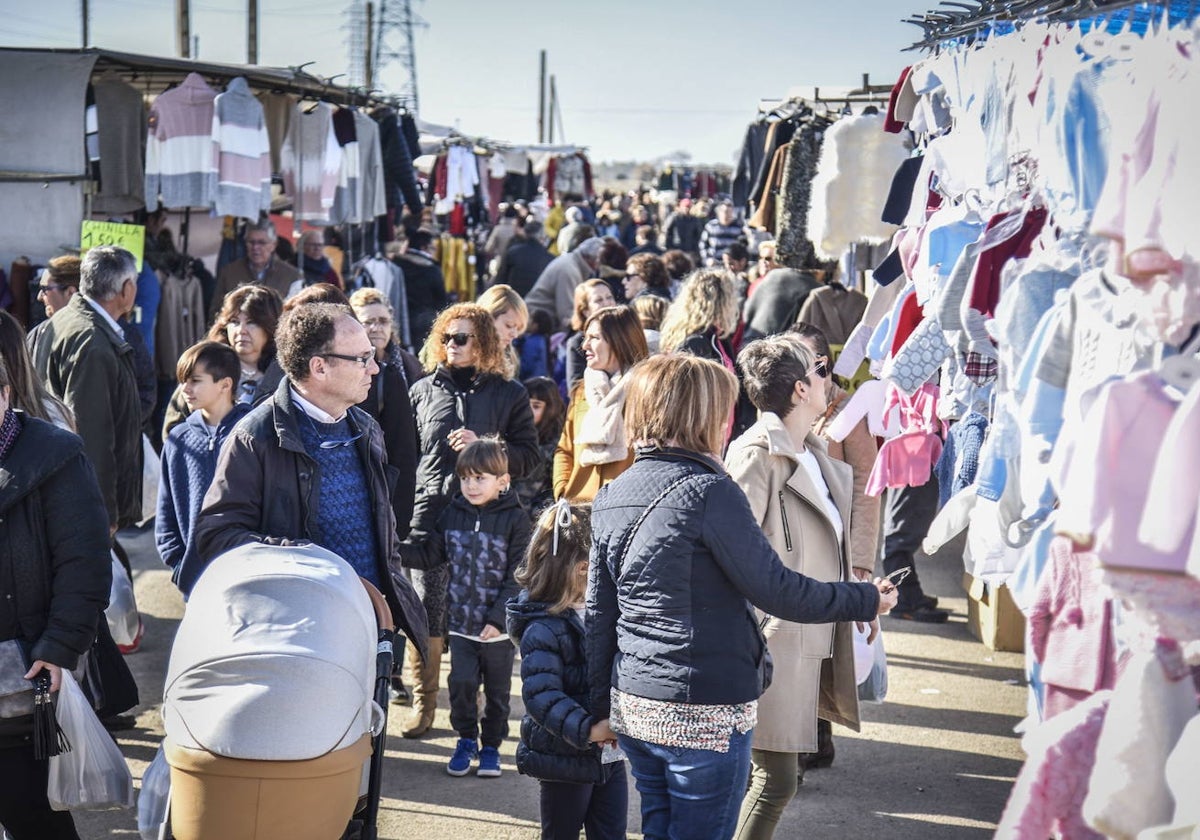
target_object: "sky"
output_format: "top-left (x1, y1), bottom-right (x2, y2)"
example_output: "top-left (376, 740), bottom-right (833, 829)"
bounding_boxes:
top-left (1, 0), bottom-right (920, 165)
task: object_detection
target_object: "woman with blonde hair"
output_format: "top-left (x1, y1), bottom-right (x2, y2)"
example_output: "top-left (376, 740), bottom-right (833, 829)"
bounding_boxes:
top-left (553, 305), bottom-right (648, 502)
top-left (401, 303), bottom-right (540, 738)
top-left (629, 295), bottom-right (669, 354)
top-left (587, 353), bottom-right (895, 840)
top-left (660, 268), bottom-right (755, 442)
top-left (477, 284), bottom-right (529, 380)
top-left (564, 279), bottom-right (616, 393)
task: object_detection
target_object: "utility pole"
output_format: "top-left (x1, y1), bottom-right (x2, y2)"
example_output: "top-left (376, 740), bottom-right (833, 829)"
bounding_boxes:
top-left (537, 50), bottom-right (546, 143)
top-left (81, 0), bottom-right (89, 46)
top-left (247, 0), bottom-right (258, 64)
top-left (548, 74), bottom-right (557, 144)
top-left (177, 0), bottom-right (191, 58)
top-left (365, 2), bottom-right (374, 87)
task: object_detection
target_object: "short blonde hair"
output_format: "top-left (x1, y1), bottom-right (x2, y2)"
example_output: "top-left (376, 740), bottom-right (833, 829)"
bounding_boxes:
top-left (624, 354), bottom-right (737, 456)
top-left (630, 295), bottom-right (669, 331)
top-left (349, 286), bottom-right (391, 312)
top-left (478, 284), bottom-right (528, 328)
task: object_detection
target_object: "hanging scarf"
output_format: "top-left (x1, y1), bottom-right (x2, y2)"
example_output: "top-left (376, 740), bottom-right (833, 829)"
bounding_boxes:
top-left (0, 408), bottom-right (20, 462)
top-left (576, 368), bottom-right (630, 467)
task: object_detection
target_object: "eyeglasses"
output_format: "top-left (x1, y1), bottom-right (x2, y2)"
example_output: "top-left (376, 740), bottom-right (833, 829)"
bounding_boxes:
top-left (321, 351), bottom-right (375, 369)
top-left (245, 238), bottom-right (274, 248)
top-left (442, 332), bottom-right (475, 347)
top-left (37, 284), bottom-right (68, 294)
top-left (813, 357), bottom-right (829, 379)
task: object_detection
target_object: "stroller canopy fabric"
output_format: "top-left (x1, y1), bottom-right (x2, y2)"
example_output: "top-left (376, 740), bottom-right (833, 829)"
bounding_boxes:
top-left (163, 543), bottom-right (379, 761)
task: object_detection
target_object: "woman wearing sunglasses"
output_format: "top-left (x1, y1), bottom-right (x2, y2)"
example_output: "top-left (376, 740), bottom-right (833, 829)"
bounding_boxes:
top-left (725, 333), bottom-right (880, 840)
top-left (401, 303), bottom-right (539, 738)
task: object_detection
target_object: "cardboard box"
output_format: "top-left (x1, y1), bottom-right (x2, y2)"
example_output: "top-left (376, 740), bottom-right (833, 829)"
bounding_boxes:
top-left (963, 573), bottom-right (1025, 653)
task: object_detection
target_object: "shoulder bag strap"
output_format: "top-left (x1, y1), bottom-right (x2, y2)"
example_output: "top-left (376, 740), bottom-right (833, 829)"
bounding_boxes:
top-left (614, 475), bottom-right (692, 578)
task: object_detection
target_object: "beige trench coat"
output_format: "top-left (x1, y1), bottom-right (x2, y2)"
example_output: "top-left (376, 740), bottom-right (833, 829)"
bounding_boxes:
top-left (725, 412), bottom-right (862, 753)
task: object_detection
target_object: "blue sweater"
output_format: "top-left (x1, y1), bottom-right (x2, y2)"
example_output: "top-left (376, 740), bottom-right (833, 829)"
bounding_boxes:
top-left (296, 413), bottom-right (380, 585)
top-left (156, 403), bottom-right (251, 597)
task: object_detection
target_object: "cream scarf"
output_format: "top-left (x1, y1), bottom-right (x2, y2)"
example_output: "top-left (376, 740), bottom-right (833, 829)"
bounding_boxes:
top-left (576, 368), bottom-right (630, 467)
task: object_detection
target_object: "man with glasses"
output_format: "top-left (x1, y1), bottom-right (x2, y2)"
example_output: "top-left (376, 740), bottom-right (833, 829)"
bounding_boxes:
top-left (196, 303), bottom-right (428, 657)
top-left (26, 255), bottom-right (81, 370)
top-left (209, 218), bottom-right (299, 320)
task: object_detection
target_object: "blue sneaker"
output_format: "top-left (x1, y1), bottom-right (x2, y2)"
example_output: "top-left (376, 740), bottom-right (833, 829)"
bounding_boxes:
top-left (446, 738), bottom-right (478, 776)
top-left (476, 745), bottom-right (502, 777)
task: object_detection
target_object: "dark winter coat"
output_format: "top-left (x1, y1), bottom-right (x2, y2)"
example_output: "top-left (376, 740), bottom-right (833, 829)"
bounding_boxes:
top-left (742, 268), bottom-right (821, 342)
top-left (495, 239), bottom-right (554, 299)
top-left (393, 251), bottom-right (447, 347)
top-left (0, 415), bottom-right (111, 743)
top-left (586, 447), bottom-right (879, 719)
top-left (662, 212), bottom-right (702, 255)
top-left (35, 295), bottom-right (144, 528)
top-left (507, 591), bottom-right (613, 784)
top-left (401, 490), bottom-right (530, 637)
top-left (193, 379), bottom-right (429, 659)
top-left (678, 328), bottom-right (758, 441)
top-left (358, 342), bottom-right (424, 537)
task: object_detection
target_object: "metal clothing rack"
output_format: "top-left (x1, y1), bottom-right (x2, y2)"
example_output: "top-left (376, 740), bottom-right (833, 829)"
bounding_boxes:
top-left (903, 0), bottom-right (1200, 50)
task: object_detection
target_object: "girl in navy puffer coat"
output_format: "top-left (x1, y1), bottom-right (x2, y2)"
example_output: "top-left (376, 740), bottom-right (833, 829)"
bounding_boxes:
top-left (506, 501), bottom-right (627, 840)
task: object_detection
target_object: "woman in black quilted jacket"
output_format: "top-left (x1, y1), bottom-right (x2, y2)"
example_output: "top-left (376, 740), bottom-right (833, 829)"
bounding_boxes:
top-left (0, 357), bottom-right (111, 839)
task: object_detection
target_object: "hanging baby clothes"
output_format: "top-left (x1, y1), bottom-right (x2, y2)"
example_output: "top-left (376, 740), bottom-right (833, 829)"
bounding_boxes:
top-left (433, 145), bottom-right (480, 216)
top-left (91, 74), bottom-right (145, 214)
top-left (145, 72), bottom-right (218, 210)
top-left (212, 77), bottom-right (271, 220)
top-left (1056, 371), bottom-right (1193, 575)
top-left (865, 382), bottom-right (943, 496)
top-left (1027, 538), bottom-right (1116, 721)
top-left (281, 101), bottom-right (342, 222)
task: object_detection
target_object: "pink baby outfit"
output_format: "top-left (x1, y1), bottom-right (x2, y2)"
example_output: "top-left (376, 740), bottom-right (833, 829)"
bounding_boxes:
top-left (1056, 371), bottom-right (1191, 575)
top-left (865, 383), bottom-right (943, 496)
top-left (1028, 538), bottom-right (1117, 720)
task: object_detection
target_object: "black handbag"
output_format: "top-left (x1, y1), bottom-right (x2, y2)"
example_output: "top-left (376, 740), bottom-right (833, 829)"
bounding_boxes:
top-left (81, 619), bottom-right (139, 720)
top-left (0, 638), bottom-right (34, 719)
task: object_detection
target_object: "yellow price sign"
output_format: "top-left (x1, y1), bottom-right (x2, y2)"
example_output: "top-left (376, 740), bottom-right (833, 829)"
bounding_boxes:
top-left (80, 221), bottom-right (145, 271)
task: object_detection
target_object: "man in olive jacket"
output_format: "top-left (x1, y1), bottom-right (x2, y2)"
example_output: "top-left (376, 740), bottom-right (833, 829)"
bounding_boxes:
top-left (36, 246), bottom-right (144, 532)
top-left (194, 303), bottom-right (429, 657)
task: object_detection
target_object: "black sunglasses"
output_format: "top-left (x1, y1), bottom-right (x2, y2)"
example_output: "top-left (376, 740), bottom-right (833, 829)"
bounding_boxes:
top-left (813, 358), bottom-right (829, 379)
top-left (442, 332), bottom-right (475, 347)
top-left (37, 283), bottom-right (68, 293)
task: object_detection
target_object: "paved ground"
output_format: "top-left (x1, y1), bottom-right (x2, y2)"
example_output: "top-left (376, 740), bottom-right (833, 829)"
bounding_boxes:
top-left (73, 526), bottom-right (1026, 839)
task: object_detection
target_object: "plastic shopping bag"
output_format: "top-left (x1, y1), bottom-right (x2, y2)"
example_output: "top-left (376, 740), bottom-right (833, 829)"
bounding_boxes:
top-left (137, 744), bottom-right (171, 840)
top-left (138, 434), bottom-right (158, 527)
top-left (47, 670), bottom-right (134, 811)
top-left (106, 552), bottom-right (140, 649)
top-left (856, 624), bottom-right (888, 704)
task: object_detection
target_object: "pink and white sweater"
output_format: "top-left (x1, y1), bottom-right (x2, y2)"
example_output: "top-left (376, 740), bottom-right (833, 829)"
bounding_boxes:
top-left (145, 72), bottom-right (218, 210)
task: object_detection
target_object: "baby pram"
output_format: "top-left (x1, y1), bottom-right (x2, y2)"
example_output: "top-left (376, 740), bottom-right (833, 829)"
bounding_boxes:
top-left (159, 543), bottom-right (396, 840)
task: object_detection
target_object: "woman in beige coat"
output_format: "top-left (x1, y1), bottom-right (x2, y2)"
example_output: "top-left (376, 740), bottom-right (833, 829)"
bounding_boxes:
top-left (726, 333), bottom-right (877, 840)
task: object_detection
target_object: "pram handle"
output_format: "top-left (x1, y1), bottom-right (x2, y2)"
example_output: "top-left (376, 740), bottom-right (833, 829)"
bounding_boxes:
top-left (359, 579), bottom-right (395, 632)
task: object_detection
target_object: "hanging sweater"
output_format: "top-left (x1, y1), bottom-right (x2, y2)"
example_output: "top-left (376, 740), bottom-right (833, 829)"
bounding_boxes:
top-left (353, 110), bottom-right (387, 222)
top-left (145, 72), bottom-right (218, 210)
top-left (281, 101), bottom-right (342, 222)
top-left (92, 75), bottom-right (146, 214)
top-left (212, 76), bottom-right (271, 220)
top-left (330, 107), bottom-right (360, 224)
top-left (296, 413), bottom-right (380, 585)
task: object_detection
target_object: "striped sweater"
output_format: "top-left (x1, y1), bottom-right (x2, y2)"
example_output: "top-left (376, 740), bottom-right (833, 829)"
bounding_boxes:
top-left (145, 72), bottom-right (218, 210)
top-left (281, 101), bottom-right (342, 222)
top-left (212, 76), bottom-right (271, 220)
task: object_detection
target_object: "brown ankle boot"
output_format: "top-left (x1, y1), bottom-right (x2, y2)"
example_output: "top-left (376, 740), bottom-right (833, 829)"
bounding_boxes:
top-left (400, 636), bottom-right (443, 738)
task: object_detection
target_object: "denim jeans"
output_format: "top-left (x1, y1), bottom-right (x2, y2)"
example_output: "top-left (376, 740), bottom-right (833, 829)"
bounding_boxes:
top-left (619, 727), bottom-right (753, 840)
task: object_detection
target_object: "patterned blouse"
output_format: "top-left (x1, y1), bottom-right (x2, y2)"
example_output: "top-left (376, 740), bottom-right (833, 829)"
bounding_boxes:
top-left (610, 688), bottom-right (756, 753)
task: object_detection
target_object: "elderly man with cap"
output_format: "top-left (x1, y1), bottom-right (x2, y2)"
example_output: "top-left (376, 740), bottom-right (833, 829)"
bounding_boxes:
top-left (523, 236), bottom-right (603, 331)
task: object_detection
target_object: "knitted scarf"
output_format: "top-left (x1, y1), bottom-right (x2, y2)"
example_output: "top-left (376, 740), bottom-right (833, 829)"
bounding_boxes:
top-left (576, 368), bottom-right (630, 467)
top-left (0, 408), bottom-right (20, 462)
